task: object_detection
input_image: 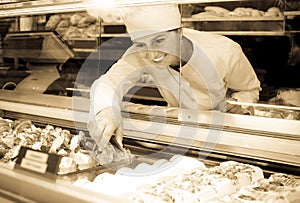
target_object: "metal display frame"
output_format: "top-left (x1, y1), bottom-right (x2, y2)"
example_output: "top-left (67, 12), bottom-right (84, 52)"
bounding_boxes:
top-left (0, 0), bottom-right (299, 202)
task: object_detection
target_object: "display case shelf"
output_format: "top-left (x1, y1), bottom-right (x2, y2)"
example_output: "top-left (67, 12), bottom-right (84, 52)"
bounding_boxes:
top-left (202, 31), bottom-right (286, 36)
top-left (183, 16), bottom-right (285, 22)
top-left (0, 0), bottom-right (21, 3)
top-left (284, 11), bottom-right (300, 17)
top-left (0, 0), bottom-right (245, 18)
top-left (101, 22), bottom-right (125, 26)
top-left (0, 0), bottom-right (85, 17)
top-left (100, 33), bottom-right (128, 38)
top-left (0, 1), bottom-right (298, 37)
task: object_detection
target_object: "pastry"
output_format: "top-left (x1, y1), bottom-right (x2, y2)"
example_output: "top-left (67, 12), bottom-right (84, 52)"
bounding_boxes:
top-left (237, 178), bottom-right (299, 203)
top-left (70, 14), bottom-right (82, 26)
top-left (45, 14), bottom-right (61, 30)
top-left (269, 173), bottom-right (300, 190)
top-left (56, 20), bottom-right (70, 28)
top-left (58, 156), bottom-right (77, 174)
top-left (208, 161), bottom-right (264, 189)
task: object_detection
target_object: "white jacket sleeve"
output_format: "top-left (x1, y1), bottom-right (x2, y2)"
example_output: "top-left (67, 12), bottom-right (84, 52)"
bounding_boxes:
top-left (225, 44), bottom-right (261, 103)
top-left (89, 57), bottom-right (143, 118)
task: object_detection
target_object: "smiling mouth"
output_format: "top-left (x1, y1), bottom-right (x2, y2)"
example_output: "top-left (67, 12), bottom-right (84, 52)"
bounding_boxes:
top-left (153, 54), bottom-right (167, 63)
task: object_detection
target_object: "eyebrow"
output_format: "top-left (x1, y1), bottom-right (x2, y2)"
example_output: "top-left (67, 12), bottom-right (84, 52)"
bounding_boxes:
top-left (133, 34), bottom-right (167, 44)
top-left (151, 34), bottom-right (167, 43)
top-left (133, 41), bottom-right (146, 45)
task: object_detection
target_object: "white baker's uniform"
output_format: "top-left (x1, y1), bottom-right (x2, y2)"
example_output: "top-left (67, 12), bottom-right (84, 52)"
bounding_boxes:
top-left (89, 29), bottom-right (261, 117)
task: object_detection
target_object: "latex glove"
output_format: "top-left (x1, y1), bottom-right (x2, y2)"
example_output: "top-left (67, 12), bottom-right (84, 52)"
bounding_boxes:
top-left (87, 107), bottom-right (123, 151)
top-left (222, 98), bottom-right (253, 115)
top-left (226, 99), bottom-right (245, 114)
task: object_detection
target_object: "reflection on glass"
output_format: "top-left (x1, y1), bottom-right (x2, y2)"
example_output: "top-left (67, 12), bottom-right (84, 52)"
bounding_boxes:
top-left (178, 3), bottom-right (300, 121)
top-left (0, 2), bottom-right (299, 121)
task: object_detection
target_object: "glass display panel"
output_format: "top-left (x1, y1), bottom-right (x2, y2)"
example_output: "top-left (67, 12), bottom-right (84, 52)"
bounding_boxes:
top-left (0, 0), bottom-right (299, 121)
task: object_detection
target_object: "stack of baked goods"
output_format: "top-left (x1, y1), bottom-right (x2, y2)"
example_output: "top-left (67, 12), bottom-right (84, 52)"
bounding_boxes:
top-left (192, 6), bottom-right (283, 19)
top-left (130, 162), bottom-right (300, 203)
top-left (269, 173), bottom-right (300, 190)
top-left (0, 117), bottom-right (97, 174)
top-left (206, 161), bottom-right (264, 190)
top-left (129, 160), bottom-right (264, 202)
top-left (73, 155), bottom-right (206, 197)
top-left (72, 153), bottom-right (299, 202)
top-left (80, 135), bottom-right (134, 167)
top-left (219, 174), bottom-right (300, 203)
top-left (45, 12), bottom-right (100, 38)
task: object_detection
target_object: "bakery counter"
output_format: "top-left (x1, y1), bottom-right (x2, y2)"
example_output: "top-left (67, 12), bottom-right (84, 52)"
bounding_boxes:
top-left (0, 114), bottom-right (132, 203)
top-left (57, 131), bottom-right (300, 202)
top-left (1, 140), bottom-right (299, 203)
top-left (0, 163), bottom-right (124, 203)
top-left (0, 90), bottom-right (89, 129)
top-left (0, 93), bottom-right (299, 202)
top-left (0, 107), bottom-right (299, 202)
top-left (68, 155), bottom-right (300, 203)
top-left (0, 97), bottom-right (299, 171)
top-left (120, 102), bottom-right (300, 168)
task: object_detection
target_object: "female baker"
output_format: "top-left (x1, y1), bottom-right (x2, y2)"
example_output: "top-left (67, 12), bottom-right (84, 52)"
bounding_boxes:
top-left (87, 4), bottom-right (261, 151)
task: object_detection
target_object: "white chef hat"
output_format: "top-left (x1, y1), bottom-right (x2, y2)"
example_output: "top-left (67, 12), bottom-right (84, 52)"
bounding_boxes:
top-left (119, 4), bottom-right (181, 40)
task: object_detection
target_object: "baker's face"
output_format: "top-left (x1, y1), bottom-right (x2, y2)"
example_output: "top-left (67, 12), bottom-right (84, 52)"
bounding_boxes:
top-left (132, 30), bottom-right (181, 67)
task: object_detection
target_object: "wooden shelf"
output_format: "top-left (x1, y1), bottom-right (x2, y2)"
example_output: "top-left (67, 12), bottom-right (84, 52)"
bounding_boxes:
top-left (284, 31), bottom-right (300, 34)
top-left (0, 0), bottom-right (20, 3)
top-left (100, 33), bottom-right (128, 38)
top-left (0, 0), bottom-right (248, 18)
top-left (204, 31), bottom-right (286, 36)
top-left (284, 11), bottom-right (300, 17)
top-left (183, 16), bottom-right (284, 22)
top-left (0, 0), bottom-right (85, 18)
top-left (101, 22), bottom-right (125, 26)
top-left (1, 1), bottom-right (298, 51)
top-left (64, 37), bottom-right (99, 41)
top-left (72, 48), bottom-right (96, 53)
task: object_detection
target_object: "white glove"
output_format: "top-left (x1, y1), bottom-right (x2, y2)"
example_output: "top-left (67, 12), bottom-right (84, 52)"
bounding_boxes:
top-left (87, 107), bottom-right (123, 151)
top-left (226, 98), bottom-right (254, 115)
top-left (220, 98), bottom-right (253, 115)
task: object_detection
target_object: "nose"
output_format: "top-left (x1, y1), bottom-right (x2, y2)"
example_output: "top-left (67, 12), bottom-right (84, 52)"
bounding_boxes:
top-left (137, 50), bottom-right (148, 58)
top-left (147, 51), bottom-right (157, 60)
top-left (138, 50), bottom-right (160, 61)
top-left (135, 42), bottom-right (166, 63)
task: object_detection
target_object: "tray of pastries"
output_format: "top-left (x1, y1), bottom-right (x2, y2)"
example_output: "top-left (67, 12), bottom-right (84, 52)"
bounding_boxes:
top-left (72, 154), bottom-right (300, 203)
top-left (0, 116), bottom-right (135, 175)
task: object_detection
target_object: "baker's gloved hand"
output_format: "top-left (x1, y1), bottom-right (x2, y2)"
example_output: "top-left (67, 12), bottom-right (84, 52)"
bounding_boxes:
top-left (226, 98), bottom-right (245, 114)
top-left (221, 98), bottom-right (254, 115)
top-left (227, 98), bottom-right (255, 115)
top-left (87, 107), bottom-right (123, 151)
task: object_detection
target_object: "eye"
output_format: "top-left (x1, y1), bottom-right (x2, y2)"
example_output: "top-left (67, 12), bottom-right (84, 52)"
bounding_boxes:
top-left (153, 36), bottom-right (166, 46)
top-left (134, 42), bottom-right (146, 49)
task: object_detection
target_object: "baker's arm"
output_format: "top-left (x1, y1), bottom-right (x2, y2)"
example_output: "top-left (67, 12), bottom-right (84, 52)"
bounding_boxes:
top-left (88, 57), bottom-right (143, 150)
top-left (224, 44), bottom-right (261, 113)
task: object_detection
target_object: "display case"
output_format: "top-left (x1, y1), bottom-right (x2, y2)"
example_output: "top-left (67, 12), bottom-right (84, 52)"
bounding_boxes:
top-left (0, 0), bottom-right (299, 202)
